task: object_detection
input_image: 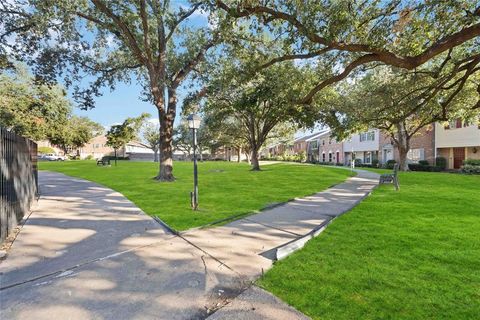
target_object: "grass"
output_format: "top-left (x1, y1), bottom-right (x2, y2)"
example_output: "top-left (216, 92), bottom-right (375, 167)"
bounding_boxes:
top-left (39, 160), bottom-right (352, 231)
top-left (258, 171), bottom-right (480, 319)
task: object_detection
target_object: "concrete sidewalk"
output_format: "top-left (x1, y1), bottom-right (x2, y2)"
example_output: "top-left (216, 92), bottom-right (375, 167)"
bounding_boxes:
top-left (0, 172), bottom-right (248, 319)
top-left (0, 169), bottom-right (379, 320)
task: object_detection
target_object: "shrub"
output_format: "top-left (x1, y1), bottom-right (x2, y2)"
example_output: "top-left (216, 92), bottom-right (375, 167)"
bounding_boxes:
top-left (386, 159), bottom-right (396, 169)
top-left (371, 159), bottom-right (379, 168)
top-left (318, 161), bottom-right (334, 166)
top-left (418, 160), bottom-right (429, 166)
top-left (38, 146), bottom-right (55, 154)
top-left (104, 155), bottom-right (129, 161)
top-left (298, 151), bottom-right (307, 163)
top-left (463, 159), bottom-right (480, 166)
top-left (85, 155), bottom-right (94, 160)
top-left (429, 166), bottom-right (442, 172)
top-left (409, 163), bottom-right (442, 172)
top-left (461, 164), bottom-right (480, 174)
top-left (435, 157), bottom-right (447, 170)
top-left (354, 159), bottom-right (362, 167)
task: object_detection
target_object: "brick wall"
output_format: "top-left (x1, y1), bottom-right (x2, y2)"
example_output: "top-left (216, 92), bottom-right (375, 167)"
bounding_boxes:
top-left (379, 126), bottom-right (435, 164)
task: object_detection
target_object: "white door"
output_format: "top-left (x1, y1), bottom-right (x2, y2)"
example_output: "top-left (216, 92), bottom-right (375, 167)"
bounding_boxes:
top-left (383, 149), bottom-right (393, 162)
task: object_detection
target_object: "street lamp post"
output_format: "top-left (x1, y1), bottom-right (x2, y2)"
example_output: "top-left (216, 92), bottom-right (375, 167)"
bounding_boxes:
top-left (187, 114), bottom-right (201, 210)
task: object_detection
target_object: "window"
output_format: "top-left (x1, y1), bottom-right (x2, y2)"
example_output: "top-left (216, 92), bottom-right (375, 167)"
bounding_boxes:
top-left (328, 139), bottom-right (332, 144)
top-left (322, 140), bottom-right (325, 145)
top-left (407, 148), bottom-right (425, 163)
top-left (364, 152), bottom-right (371, 164)
top-left (360, 131), bottom-right (375, 142)
top-left (446, 119), bottom-right (463, 130)
top-left (310, 140), bottom-right (318, 150)
top-left (322, 152), bottom-right (326, 162)
top-left (328, 152), bottom-right (332, 162)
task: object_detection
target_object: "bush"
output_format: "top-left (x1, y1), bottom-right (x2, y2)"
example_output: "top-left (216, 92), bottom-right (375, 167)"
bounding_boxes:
top-left (354, 159), bottom-right (362, 167)
top-left (298, 151), bottom-right (307, 163)
top-left (462, 164), bottom-right (480, 174)
top-left (371, 159), bottom-right (379, 168)
top-left (38, 146), bottom-right (55, 154)
top-left (104, 155), bottom-right (129, 161)
top-left (409, 163), bottom-right (442, 172)
top-left (318, 161), bottom-right (334, 166)
top-left (435, 157), bottom-right (447, 170)
top-left (418, 160), bottom-right (429, 166)
top-left (463, 159), bottom-right (480, 166)
top-left (386, 159), bottom-right (396, 169)
top-left (85, 155), bottom-right (94, 160)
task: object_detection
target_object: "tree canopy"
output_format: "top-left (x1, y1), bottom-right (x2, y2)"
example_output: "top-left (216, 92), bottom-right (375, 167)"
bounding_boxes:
top-left (202, 46), bottom-right (317, 170)
top-left (0, 66), bottom-right (71, 141)
top-left (217, 1), bottom-right (480, 104)
top-left (106, 113), bottom-right (149, 151)
top-left (49, 116), bottom-right (104, 154)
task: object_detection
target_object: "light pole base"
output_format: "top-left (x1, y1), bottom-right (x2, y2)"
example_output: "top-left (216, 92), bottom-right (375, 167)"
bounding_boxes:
top-left (190, 191), bottom-right (198, 210)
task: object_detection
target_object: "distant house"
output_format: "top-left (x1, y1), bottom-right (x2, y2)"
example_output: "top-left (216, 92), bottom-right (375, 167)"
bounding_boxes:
top-left (343, 129), bottom-right (380, 165)
top-left (77, 135), bottom-right (114, 159)
top-left (37, 140), bottom-right (65, 155)
top-left (379, 126), bottom-right (436, 165)
top-left (435, 120), bottom-right (480, 169)
top-left (292, 135), bottom-right (309, 155)
top-left (118, 140), bottom-right (154, 161)
top-left (316, 130), bottom-right (344, 164)
top-left (78, 136), bottom-right (156, 161)
top-left (264, 142), bottom-right (288, 157)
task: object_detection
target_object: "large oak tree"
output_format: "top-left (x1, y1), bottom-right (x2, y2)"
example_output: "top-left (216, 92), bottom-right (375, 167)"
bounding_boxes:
top-left (1, 0), bottom-right (227, 181)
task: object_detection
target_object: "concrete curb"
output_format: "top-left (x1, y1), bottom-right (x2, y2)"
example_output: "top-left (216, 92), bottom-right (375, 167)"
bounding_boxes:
top-left (273, 171), bottom-right (379, 261)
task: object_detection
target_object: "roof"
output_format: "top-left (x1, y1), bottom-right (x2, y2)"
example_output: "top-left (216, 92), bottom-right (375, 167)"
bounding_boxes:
top-left (126, 140), bottom-right (150, 148)
top-left (295, 130), bottom-right (329, 143)
top-left (305, 129), bottom-right (331, 141)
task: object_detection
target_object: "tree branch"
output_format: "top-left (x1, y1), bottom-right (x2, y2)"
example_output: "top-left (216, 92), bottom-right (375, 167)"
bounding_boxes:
top-left (91, 0), bottom-right (146, 65)
top-left (165, 3), bottom-right (202, 43)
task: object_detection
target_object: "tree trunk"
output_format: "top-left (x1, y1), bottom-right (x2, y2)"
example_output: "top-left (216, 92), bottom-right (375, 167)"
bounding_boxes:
top-left (155, 90), bottom-right (176, 181)
top-left (237, 147), bottom-right (241, 163)
top-left (394, 123), bottom-right (410, 171)
top-left (251, 148), bottom-right (261, 171)
top-left (153, 148), bottom-right (159, 162)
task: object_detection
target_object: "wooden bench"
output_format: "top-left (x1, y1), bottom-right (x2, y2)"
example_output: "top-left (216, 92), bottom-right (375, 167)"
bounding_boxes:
top-left (96, 157), bottom-right (111, 166)
top-left (379, 163), bottom-right (399, 190)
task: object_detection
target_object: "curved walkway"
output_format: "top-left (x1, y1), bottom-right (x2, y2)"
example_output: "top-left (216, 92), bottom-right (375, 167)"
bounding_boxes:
top-left (0, 169), bottom-right (379, 320)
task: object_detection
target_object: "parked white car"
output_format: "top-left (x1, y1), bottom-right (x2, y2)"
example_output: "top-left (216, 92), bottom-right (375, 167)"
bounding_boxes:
top-left (41, 153), bottom-right (67, 161)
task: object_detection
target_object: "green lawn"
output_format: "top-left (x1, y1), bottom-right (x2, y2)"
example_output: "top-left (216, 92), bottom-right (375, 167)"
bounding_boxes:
top-left (39, 161), bottom-right (352, 231)
top-left (258, 171), bottom-right (480, 319)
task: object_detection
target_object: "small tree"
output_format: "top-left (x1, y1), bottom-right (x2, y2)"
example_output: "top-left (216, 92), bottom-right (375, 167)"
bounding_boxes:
top-left (173, 119), bottom-right (212, 161)
top-left (204, 54), bottom-right (316, 170)
top-left (106, 113), bottom-right (149, 166)
top-left (49, 116), bottom-right (104, 156)
top-left (142, 122), bottom-right (160, 162)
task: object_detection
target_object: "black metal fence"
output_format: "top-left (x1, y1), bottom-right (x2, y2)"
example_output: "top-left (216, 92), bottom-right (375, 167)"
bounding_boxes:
top-left (0, 127), bottom-right (38, 243)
